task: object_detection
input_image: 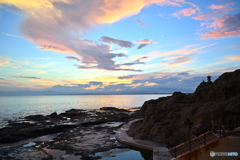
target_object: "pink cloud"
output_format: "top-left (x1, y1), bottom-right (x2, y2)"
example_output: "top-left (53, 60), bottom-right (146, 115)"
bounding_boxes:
top-left (192, 2), bottom-right (239, 39)
top-left (134, 39), bottom-right (157, 49)
top-left (202, 13), bottom-right (240, 39)
top-left (193, 2), bottom-right (237, 20)
top-left (208, 2), bottom-right (235, 10)
top-left (172, 8), bottom-right (197, 18)
top-left (209, 4), bottom-right (226, 10)
top-left (35, 44), bottom-right (72, 53)
top-left (134, 39), bottom-right (153, 43)
top-left (192, 9), bottom-right (231, 20)
top-left (0, 0), bottom-right (198, 71)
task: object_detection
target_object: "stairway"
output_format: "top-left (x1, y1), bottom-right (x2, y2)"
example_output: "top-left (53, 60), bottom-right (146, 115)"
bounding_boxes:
top-left (168, 131), bottom-right (219, 157)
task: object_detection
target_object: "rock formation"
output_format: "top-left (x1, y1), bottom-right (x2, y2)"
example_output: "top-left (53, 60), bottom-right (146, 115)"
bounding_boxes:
top-left (127, 69), bottom-right (240, 146)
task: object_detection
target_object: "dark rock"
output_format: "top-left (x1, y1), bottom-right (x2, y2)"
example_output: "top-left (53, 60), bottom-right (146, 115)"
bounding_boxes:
top-left (59, 109), bottom-right (87, 119)
top-left (127, 69), bottom-right (240, 145)
top-left (25, 114), bottom-right (45, 121)
top-left (100, 107), bottom-right (130, 112)
top-left (0, 106), bottom-right (140, 144)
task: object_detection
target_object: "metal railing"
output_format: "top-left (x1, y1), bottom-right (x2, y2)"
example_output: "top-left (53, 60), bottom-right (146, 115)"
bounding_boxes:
top-left (168, 120), bottom-right (238, 158)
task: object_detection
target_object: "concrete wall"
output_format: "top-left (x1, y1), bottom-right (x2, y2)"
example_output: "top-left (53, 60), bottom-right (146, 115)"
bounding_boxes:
top-left (177, 137), bottom-right (240, 160)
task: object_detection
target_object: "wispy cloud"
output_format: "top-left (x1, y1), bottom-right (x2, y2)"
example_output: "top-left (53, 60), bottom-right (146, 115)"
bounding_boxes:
top-left (134, 39), bottom-right (154, 44)
top-left (77, 65), bottom-right (143, 72)
top-left (0, 56), bottom-right (15, 66)
top-left (118, 75), bottom-right (136, 79)
top-left (135, 19), bottom-right (149, 27)
top-left (192, 2), bottom-right (239, 39)
top-left (178, 72), bottom-right (189, 76)
top-left (2, 32), bottom-right (20, 38)
top-left (134, 39), bottom-right (156, 49)
top-left (172, 8), bottom-right (198, 18)
top-left (202, 13), bottom-right (240, 39)
top-left (156, 14), bottom-right (164, 17)
top-left (34, 62), bottom-right (59, 68)
top-left (225, 56), bottom-right (240, 61)
top-left (156, 43), bottom-right (217, 58)
top-left (208, 2), bottom-right (236, 10)
top-left (128, 43), bottom-right (217, 70)
top-left (12, 66), bottom-right (22, 68)
top-left (120, 57), bottom-right (146, 66)
top-left (162, 56), bottom-right (192, 68)
top-left (0, 60), bottom-right (10, 66)
top-left (83, 81), bottom-right (104, 90)
top-left (144, 81), bottom-right (158, 86)
top-left (12, 76), bottom-right (41, 79)
top-left (66, 56), bottom-right (80, 61)
top-left (35, 44), bottom-right (72, 53)
top-left (100, 36), bottom-right (134, 48)
top-left (157, 0), bottom-right (197, 8)
top-left (137, 44), bottom-right (148, 49)
top-left (192, 7), bottom-right (236, 20)
top-left (126, 83), bottom-right (142, 88)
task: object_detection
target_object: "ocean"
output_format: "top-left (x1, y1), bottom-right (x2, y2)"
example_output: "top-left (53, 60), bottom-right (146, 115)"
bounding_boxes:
top-left (0, 94), bottom-right (170, 128)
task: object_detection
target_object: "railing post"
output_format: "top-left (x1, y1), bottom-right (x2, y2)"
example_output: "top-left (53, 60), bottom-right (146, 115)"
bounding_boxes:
top-left (211, 120), bottom-right (214, 131)
top-left (189, 139), bottom-right (191, 151)
top-left (174, 146), bottom-right (177, 158)
top-left (233, 119), bottom-right (235, 130)
top-left (184, 133), bottom-right (185, 143)
top-left (204, 132), bottom-right (206, 145)
top-left (222, 125), bottom-right (226, 137)
top-left (220, 125), bottom-right (222, 138)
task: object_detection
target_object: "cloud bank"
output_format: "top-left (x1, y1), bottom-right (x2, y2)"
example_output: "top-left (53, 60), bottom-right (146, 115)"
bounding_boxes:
top-left (0, 0), bottom-right (199, 71)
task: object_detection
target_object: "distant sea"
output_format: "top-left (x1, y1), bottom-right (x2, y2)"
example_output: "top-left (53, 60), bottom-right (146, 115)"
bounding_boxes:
top-left (0, 94), bottom-right (171, 128)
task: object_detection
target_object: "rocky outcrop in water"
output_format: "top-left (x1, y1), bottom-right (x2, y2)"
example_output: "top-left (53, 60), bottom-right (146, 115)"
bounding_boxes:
top-left (127, 69), bottom-right (240, 145)
top-left (0, 107), bottom-right (143, 159)
top-left (0, 107), bottom-right (139, 143)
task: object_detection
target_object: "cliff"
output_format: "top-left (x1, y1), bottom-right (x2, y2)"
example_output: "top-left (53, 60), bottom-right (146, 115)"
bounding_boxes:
top-left (127, 69), bottom-right (240, 145)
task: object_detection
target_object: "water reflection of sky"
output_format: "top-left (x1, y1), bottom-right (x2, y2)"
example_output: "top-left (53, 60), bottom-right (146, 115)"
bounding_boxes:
top-left (0, 94), bottom-right (170, 124)
top-left (95, 148), bottom-right (153, 160)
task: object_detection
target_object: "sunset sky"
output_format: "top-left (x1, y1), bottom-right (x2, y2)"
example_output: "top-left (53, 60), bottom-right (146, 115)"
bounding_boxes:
top-left (0, 0), bottom-right (240, 95)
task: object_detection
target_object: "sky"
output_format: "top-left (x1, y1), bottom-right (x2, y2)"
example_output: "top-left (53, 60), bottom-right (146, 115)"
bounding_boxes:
top-left (0, 0), bottom-right (240, 95)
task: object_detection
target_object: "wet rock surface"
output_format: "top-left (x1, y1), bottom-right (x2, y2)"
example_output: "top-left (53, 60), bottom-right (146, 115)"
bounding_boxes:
top-left (0, 107), bottom-right (141, 159)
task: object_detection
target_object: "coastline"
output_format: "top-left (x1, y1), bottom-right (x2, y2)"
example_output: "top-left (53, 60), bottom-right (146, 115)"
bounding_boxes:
top-left (0, 107), bottom-right (151, 159)
top-left (0, 94), bottom-right (166, 128)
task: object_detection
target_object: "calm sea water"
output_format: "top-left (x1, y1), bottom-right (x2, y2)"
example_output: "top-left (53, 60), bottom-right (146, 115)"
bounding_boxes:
top-left (0, 94), bottom-right (170, 128)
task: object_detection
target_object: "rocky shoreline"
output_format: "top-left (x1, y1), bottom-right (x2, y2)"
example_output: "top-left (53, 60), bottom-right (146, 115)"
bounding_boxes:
top-left (0, 107), bottom-right (150, 159)
top-left (127, 69), bottom-right (240, 146)
top-left (2, 69), bottom-right (239, 159)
